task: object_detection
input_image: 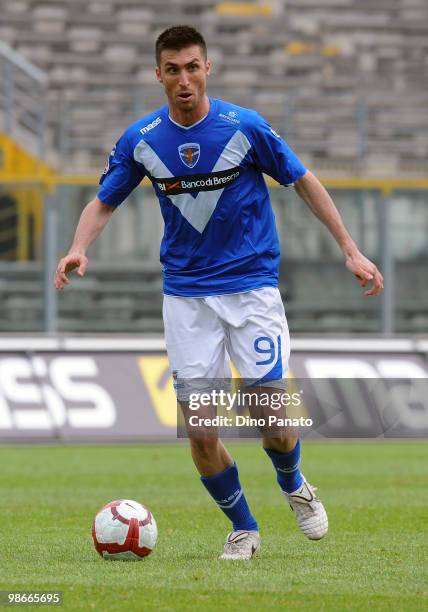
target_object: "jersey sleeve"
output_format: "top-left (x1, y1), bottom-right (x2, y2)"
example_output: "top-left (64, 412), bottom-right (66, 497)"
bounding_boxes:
top-left (248, 112), bottom-right (307, 185)
top-left (98, 130), bottom-right (146, 207)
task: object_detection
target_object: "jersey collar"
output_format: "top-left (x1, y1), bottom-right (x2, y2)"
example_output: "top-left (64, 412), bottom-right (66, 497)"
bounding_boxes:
top-left (167, 98), bottom-right (216, 133)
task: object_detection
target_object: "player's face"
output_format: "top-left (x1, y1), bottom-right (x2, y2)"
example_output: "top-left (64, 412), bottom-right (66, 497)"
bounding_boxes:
top-left (156, 45), bottom-right (211, 124)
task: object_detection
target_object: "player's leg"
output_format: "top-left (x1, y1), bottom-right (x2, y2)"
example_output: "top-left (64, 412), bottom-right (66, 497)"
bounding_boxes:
top-left (218, 287), bottom-right (328, 540)
top-left (188, 434), bottom-right (232, 476)
top-left (188, 434), bottom-right (260, 559)
top-left (163, 295), bottom-right (259, 559)
top-left (262, 428), bottom-right (327, 540)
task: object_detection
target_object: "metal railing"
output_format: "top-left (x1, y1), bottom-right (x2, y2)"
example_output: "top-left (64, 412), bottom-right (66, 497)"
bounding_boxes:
top-left (0, 43), bottom-right (54, 330)
top-left (0, 41), bottom-right (48, 161)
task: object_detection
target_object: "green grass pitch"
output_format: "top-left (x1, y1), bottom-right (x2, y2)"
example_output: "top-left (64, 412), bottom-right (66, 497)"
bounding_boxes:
top-left (0, 442), bottom-right (427, 611)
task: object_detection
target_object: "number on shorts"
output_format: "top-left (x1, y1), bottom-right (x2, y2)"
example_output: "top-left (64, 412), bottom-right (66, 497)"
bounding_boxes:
top-left (254, 336), bottom-right (279, 365)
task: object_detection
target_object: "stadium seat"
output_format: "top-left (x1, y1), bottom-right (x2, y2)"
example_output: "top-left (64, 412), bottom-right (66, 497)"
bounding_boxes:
top-left (1, 1), bottom-right (427, 333)
top-left (3, 0), bottom-right (427, 175)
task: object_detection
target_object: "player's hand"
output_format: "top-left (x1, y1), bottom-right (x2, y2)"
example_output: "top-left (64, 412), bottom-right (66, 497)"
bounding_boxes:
top-left (54, 252), bottom-right (88, 289)
top-left (345, 251), bottom-right (384, 296)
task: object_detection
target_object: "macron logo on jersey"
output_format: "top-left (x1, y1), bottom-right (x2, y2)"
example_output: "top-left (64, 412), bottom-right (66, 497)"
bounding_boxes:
top-left (140, 117), bottom-right (162, 135)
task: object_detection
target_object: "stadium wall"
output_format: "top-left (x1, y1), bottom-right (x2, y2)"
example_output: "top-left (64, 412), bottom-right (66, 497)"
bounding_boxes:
top-left (0, 336), bottom-right (427, 442)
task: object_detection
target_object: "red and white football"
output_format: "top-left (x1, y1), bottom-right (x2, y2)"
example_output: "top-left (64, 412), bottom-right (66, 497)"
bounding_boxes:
top-left (92, 499), bottom-right (158, 560)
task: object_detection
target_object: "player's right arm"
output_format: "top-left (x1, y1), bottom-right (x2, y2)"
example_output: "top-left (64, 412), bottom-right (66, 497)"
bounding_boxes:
top-left (54, 197), bottom-right (114, 289)
top-left (55, 125), bottom-right (147, 290)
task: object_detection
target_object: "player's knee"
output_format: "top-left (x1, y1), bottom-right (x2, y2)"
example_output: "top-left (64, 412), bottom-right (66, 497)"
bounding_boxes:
top-left (190, 436), bottom-right (219, 460)
top-left (262, 432), bottom-right (297, 453)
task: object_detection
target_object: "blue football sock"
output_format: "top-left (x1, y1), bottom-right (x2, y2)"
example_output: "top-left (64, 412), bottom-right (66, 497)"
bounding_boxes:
top-left (264, 440), bottom-right (304, 493)
top-left (200, 462), bottom-right (258, 532)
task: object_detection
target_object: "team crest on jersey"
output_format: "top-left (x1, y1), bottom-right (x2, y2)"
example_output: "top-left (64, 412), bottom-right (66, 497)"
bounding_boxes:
top-left (178, 143), bottom-right (200, 168)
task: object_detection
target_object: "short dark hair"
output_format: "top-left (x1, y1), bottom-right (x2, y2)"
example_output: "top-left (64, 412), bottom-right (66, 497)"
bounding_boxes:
top-left (155, 26), bottom-right (207, 65)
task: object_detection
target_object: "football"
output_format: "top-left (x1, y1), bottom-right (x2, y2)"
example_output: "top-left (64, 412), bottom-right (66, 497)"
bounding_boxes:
top-left (92, 499), bottom-right (158, 560)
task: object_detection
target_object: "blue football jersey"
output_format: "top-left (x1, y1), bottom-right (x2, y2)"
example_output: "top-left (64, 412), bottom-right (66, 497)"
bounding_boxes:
top-left (98, 98), bottom-right (306, 296)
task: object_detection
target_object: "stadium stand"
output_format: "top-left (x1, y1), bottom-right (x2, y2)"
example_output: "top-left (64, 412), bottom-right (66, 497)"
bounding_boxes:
top-left (0, 257), bottom-right (426, 333)
top-left (0, 261), bottom-right (164, 333)
top-left (1, 0), bottom-right (427, 173)
top-left (0, 0), bottom-right (427, 334)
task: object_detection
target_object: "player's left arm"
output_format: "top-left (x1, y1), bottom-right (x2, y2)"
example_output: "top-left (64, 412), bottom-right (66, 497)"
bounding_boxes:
top-left (294, 170), bottom-right (384, 296)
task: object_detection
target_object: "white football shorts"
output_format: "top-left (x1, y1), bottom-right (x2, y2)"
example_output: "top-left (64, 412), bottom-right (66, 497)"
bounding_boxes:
top-left (163, 287), bottom-right (290, 399)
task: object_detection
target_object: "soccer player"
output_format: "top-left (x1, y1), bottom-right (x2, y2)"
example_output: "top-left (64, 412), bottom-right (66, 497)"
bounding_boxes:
top-left (54, 26), bottom-right (383, 560)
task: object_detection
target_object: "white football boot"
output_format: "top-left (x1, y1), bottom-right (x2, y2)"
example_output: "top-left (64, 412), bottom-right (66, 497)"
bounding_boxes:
top-left (283, 476), bottom-right (328, 540)
top-left (220, 530), bottom-right (260, 560)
